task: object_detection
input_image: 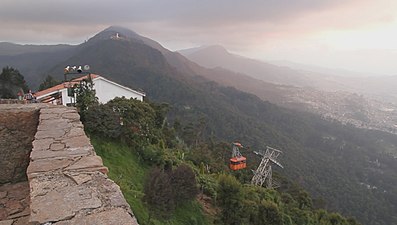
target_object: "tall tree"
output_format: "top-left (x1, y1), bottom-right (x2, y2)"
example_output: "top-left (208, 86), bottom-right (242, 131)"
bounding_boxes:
top-left (74, 76), bottom-right (98, 120)
top-left (0, 66), bottom-right (29, 99)
top-left (38, 75), bottom-right (61, 91)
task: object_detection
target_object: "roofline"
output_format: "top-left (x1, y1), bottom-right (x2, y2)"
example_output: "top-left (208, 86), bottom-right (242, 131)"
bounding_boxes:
top-left (93, 76), bottom-right (146, 96)
top-left (35, 74), bottom-right (146, 98)
top-left (34, 84), bottom-right (66, 99)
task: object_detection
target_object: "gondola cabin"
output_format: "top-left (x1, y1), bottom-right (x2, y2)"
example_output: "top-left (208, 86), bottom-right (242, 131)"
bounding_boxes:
top-left (229, 156), bottom-right (247, 170)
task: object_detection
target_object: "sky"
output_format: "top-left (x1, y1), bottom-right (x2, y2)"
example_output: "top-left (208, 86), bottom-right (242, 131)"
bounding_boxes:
top-left (2, 0), bottom-right (397, 76)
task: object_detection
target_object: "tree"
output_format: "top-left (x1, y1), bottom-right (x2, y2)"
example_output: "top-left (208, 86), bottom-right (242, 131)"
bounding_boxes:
top-left (171, 164), bottom-right (198, 205)
top-left (143, 168), bottom-right (175, 221)
top-left (257, 200), bottom-right (283, 225)
top-left (0, 66), bottom-right (29, 99)
top-left (217, 174), bottom-right (244, 225)
top-left (38, 75), bottom-right (61, 91)
top-left (106, 97), bottom-right (158, 146)
top-left (74, 76), bottom-right (98, 120)
top-left (83, 104), bottom-right (122, 138)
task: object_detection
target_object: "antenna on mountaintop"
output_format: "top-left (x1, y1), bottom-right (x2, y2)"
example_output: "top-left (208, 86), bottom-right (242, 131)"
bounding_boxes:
top-left (251, 146), bottom-right (283, 189)
top-left (111, 32), bottom-right (123, 40)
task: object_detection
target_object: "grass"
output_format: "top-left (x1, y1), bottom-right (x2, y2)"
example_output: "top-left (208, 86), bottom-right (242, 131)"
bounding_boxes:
top-left (91, 136), bottom-right (212, 225)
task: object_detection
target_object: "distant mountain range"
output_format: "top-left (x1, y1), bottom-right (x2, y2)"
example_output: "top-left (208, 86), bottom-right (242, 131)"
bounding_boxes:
top-left (1, 26), bottom-right (396, 225)
top-left (180, 45), bottom-right (397, 103)
top-left (178, 45), bottom-right (397, 135)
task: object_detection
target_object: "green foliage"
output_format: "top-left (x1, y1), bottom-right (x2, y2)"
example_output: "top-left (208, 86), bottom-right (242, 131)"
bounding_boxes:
top-left (144, 168), bottom-right (175, 220)
top-left (84, 104), bottom-right (122, 138)
top-left (86, 96), bottom-right (361, 225)
top-left (91, 137), bottom-right (149, 223)
top-left (139, 144), bottom-right (164, 165)
top-left (74, 76), bottom-right (98, 118)
top-left (0, 66), bottom-right (29, 98)
top-left (171, 164), bottom-right (198, 205)
top-left (84, 97), bottom-right (171, 151)
top-left (217, 174), bottom-right (244, 225)
top-left (38, 75), bottom-right (61, 91)
top-left (198, 174), bottom-right (218, 199)
top-left (91, 137), bottom-right (210, 225)
top-left (257, 200), bottom-right (283, 225)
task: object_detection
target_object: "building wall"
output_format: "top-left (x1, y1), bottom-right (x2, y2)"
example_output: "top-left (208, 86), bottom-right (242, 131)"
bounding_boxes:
top-left (61, 89), bottom-right (74, 106)
top-left (93, 78), bottom-right (144, 103)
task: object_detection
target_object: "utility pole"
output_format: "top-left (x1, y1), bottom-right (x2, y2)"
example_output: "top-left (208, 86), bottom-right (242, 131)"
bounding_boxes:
top-left (251, 146), bottom-right (283, 189)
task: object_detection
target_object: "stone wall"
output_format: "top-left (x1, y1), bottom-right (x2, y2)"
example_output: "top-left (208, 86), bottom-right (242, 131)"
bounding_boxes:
top-left (0, 107), bottom-right (39, 184)
top-left (0, 104), bottom-right (138, 224)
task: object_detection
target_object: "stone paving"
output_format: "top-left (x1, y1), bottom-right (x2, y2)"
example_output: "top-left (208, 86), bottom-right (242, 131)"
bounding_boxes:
top-left (7, 105), bottom-right (139, 224)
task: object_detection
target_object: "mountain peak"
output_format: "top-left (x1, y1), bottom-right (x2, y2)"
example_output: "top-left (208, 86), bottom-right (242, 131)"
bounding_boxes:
top-left (102, 26), bottom-right (140, 38)
top-left (87, 26), bottom-right (142, 43)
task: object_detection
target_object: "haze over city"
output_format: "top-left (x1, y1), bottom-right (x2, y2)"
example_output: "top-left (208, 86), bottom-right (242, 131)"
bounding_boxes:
top-left (2, 0), bottom-right (397, 75)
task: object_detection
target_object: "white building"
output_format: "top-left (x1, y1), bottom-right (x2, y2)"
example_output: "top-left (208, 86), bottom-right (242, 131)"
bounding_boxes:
top-left (34, 74), bottom-right (145, 105)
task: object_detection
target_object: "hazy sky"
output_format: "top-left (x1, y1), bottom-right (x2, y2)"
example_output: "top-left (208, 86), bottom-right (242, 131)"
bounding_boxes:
top-left (2, 0), bottom-right (397, 75)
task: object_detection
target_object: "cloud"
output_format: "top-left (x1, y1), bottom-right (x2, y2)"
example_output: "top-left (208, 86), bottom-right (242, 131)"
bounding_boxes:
top-left (0, 0), bottom-right (375, 44)
top-left (1, 0), bottom-right (397, 75)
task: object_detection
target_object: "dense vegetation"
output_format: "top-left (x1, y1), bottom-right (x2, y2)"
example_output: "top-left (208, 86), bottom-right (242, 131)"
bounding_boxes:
top-left (0, 66), bottom-right (29, 98)
top-left (82, 97), bottom-right (360, 225)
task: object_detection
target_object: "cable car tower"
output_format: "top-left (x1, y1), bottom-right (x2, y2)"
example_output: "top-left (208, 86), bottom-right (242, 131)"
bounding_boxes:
top-left (251, 146), bottom-right (283, 188)
top-left (229, 142), bottom-right (247, 171)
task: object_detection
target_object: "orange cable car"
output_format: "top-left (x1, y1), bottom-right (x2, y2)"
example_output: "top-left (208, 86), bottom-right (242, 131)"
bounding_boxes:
top-left (229, 142), bottom-right (247, 171)
top-left (230, 156), bottom-right (247, 170)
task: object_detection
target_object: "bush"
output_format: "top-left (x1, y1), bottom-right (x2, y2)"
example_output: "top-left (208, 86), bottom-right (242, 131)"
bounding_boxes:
top-left (84, 104), bottom-right (122, 138)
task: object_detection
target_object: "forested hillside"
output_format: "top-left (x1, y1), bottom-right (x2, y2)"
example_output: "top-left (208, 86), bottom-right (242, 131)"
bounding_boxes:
top-left (80, 96), bottom-right (360, 225)
top-left (9, 27), bottom-right (397, 225)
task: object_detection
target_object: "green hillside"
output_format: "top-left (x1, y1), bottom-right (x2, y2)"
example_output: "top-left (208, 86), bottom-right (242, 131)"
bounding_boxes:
top-left (28, 27), bottom-right (397, 225)
top-left (92, 137), bottom-right (209, 225)
top-left (86, 98), bottom-right (360, 225)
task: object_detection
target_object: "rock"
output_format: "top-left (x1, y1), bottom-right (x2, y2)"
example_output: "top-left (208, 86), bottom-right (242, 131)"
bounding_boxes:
top-left (27, 158), bottom-right (72, 174)
top-left (65, 156), bottom-right (105, 173)
top-left (0, 220), bottom-right (14, 225)
top-left (0, 191), bottom-right (7, 198)
top-left (50, 142), bottom-right (65, 151)
top-left (35, 128), bottom-right (65, 139)
top-left (63, 172), bottom-right (92, 185)
top-left (54, 208), bottom-right (138, 225)
top-left (38, 119), bottom-right (70, 131)
top-left (32, 138), bottom-right (53, 151)
top-left (65, 127), bottom-right (85, 138)
top-left (12, 216), bottom-right (29, 225)
top-left (5, 200), bottom-right (23, 215)
top-left (30, 185), bottom-right (102, 223)
top-left (8, 207), bottom-right (30, 219)
top-left (62, 112), bottom-right (80, 121)
top-left (63, 135), bottom-right (91, 149)
top-left (0, 208), bottom-right (8, 220)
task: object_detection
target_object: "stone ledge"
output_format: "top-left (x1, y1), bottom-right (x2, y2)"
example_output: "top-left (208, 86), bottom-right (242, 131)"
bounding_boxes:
top-left (27, 106), bottom-right (138, 225)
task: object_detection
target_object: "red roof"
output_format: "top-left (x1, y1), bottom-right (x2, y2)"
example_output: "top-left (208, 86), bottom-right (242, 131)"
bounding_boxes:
top-left (34, 74), bottom-right (100, 98)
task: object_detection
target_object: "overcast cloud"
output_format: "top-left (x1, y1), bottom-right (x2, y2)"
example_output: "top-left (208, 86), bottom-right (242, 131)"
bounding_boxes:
top-left (1, 0), bottom-right (397, 75)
